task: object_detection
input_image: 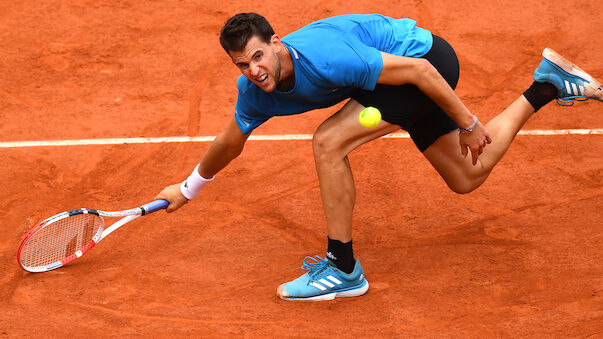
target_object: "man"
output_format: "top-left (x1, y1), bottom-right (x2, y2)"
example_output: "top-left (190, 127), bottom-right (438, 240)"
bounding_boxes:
top-left (155, 13), bottom-right (602, 301)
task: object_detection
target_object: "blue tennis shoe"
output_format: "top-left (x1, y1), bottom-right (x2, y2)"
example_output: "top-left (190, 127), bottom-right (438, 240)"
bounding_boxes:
top-left (277, 256), bottom-right (369, 301)
top-left (534, 48), bottom-right (602, 106)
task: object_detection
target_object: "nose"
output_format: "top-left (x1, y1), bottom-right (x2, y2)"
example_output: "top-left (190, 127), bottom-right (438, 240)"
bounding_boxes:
top-left (249, 62), bottom-right (261, 77)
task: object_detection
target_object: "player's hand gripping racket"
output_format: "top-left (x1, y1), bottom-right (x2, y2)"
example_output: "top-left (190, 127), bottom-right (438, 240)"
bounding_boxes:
top-left (17, 199), bottom-right (169, 272)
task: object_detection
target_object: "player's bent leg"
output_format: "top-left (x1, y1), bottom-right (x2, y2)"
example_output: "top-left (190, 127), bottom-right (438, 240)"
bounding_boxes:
top-left (425, 47), bottom-right (603, 194)
top-left (422, 96), bottom-right (535, 193)
top-left (277, 256), bottom-right (369, 301)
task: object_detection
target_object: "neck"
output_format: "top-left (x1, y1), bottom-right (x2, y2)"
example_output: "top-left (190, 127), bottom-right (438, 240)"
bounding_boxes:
top-left (276, 43), bottom-right (295, 91)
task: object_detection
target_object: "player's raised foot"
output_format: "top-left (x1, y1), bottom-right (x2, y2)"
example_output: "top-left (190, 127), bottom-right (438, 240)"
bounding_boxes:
top-left (277, 255), bottom-right (369, 301)
top-left (534, 48), bottom-right (603, 106)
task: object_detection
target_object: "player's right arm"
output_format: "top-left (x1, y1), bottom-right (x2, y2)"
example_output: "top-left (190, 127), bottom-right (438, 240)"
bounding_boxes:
top-left (155, 117), bottom-right (251, 212)
top-left (199, 116), bottom-right (251, 177)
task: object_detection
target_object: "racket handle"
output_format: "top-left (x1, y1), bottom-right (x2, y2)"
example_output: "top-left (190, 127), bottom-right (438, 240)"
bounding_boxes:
top-left (141, 199), bottom-right (170, 215)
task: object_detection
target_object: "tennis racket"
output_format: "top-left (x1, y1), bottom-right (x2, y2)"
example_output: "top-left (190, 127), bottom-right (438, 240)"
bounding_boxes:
top-left (17, 199), bottom-right (169, 273)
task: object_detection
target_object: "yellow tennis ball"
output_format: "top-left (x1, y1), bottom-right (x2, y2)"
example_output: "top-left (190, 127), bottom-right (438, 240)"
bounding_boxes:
top-left (359, 106), bottom-right (382, 128)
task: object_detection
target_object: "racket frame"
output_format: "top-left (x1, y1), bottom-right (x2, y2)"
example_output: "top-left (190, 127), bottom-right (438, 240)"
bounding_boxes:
top-left (17, 200), bottom-right (168, 273)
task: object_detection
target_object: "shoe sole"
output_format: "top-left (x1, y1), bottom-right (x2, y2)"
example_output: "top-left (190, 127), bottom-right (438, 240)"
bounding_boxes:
top-left (542, 48), bottom-right (602, 101)
top-left (543, 48), bottom-right (596, 82)
top-left (278, 280), bottom-right (369, 301)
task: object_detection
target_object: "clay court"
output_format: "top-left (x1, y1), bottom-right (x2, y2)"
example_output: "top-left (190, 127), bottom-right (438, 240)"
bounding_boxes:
top-left (1, 0), bottom-right (602, 337)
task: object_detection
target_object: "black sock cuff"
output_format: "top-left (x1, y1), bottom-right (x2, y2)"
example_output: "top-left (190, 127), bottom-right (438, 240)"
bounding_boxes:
top-left (327, 237), bottom-right (355, 274)
top-left (523, 81), bottom-right (558, 112)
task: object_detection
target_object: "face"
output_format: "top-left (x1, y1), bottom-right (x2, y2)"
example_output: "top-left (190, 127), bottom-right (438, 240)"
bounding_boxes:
top-left (230, 35), bottom-right (282, 93)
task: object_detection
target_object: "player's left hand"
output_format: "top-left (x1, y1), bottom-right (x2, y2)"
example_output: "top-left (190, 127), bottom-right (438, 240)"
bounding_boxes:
top-left (459, 122), bottom-right (492, 165)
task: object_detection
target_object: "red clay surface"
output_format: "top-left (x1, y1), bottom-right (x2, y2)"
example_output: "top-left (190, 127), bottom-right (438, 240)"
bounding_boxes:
top-left (1, 0), bottom-right (602, 337)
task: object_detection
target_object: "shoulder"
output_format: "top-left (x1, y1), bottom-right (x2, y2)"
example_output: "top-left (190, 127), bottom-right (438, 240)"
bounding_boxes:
top-left (294, 14), bottom-right (394, 31)
top-left (236, 75), bottom-right (254, 94)
top-left (282, 17), bottom-right (365, 65)
top-left (282, 14), bottom-right (396, 58)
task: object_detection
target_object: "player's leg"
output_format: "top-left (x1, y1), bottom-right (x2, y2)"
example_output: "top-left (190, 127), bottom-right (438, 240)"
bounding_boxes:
top-left (312, 99), bottom-right (399, 243)
top-left (312, 99), bottom-right (398, 274)
top-left (424, 49), bottom-right (602, 193)
top-left (277, 99), bottom-right (399, 301)
top-left (422, 95), bottom-right (535, 193)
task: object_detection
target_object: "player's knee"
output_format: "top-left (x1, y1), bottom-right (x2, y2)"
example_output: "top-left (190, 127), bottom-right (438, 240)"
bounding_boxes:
top-left (312, 129), bottom-right (341, 161)
top-left (447, 182), bottom-right (476, 194)
top-left (438, 161), bottom-right (491, 194)
top-left (444, 175), bottom-right (484, 194)
top-left (312, 131), bottom-right (331, 158)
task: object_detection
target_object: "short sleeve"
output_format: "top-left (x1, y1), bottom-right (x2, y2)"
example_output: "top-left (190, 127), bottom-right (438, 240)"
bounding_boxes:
top-left (232, 76), bottom-right (272, 134)
top-left (234, 96), bottom-right (270, 134)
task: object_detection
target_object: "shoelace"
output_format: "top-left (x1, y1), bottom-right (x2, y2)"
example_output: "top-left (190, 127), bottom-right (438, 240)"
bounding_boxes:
top-left (301, 255), bottom-right (330, 280)
top-left (557, 96), bottom-right (589, 106)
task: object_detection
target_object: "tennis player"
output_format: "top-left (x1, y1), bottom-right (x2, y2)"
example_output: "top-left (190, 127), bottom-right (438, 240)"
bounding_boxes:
top-left (155, 13), bottom-right (602, 301)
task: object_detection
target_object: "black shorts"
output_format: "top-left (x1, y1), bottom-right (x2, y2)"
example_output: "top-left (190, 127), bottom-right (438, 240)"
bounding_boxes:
top-left (352, 34), bottom-right (460, 152)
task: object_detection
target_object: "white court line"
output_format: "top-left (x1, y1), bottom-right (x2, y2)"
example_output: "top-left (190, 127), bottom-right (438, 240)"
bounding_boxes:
top-left (0, 129), bottom-right (601, 148)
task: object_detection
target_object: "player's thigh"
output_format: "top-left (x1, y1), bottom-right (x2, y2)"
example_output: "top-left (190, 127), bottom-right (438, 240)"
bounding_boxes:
top-left (314, 99), bottom-right (399, 156)
top-left (422, 130), bottom-right (487, 192)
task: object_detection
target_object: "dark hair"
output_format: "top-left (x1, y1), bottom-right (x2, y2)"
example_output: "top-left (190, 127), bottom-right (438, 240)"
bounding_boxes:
top-left (219, 13), bottom-right (275, 54)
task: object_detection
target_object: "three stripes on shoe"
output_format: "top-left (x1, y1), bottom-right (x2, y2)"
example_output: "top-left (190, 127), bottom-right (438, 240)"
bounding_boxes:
top-left (564, 79), bottom-right (586, 96)
top-left (309, 275), bottom-right (344, 291)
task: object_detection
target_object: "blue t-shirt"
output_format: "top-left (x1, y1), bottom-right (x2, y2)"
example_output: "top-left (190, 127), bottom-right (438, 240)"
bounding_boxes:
top-left (234, 14), bottom-right (433, 133)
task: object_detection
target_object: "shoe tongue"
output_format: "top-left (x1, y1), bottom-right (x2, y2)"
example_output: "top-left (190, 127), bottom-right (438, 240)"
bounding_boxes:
top-left (326, 259), bottom-right (338, 268)
top-left (309, 259), bottom-right (332, 276)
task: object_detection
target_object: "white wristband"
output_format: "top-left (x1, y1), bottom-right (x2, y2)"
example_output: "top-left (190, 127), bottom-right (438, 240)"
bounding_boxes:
top-left (180, 164), bottom-right (214, 200)
top-left (459, 115), bottom-right (479, 134)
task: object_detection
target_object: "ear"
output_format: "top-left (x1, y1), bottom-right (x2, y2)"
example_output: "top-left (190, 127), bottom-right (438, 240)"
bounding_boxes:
top-left (270, 34), bottom-right (282, 51)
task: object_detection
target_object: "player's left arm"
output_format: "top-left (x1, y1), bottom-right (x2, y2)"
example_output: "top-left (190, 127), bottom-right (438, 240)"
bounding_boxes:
top-left (377, 52), bottom-right (491, 164)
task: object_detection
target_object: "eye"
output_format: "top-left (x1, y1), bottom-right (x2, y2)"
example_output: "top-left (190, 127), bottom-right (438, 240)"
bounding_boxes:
top-left (254, 52), bottom-right (262, 61)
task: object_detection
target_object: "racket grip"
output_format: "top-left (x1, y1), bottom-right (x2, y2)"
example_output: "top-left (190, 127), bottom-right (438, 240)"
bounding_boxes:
top-left (142, 199), bottom-right (170, 215)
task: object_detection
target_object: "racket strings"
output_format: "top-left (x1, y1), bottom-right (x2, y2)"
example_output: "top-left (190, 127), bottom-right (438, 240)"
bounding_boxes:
top-left (20, 214), bottom-right (103, 268)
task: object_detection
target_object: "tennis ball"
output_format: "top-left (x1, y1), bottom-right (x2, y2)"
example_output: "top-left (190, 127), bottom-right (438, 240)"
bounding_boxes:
top-left (359, 106), bottom-right (382, 128)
